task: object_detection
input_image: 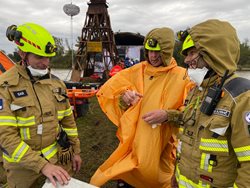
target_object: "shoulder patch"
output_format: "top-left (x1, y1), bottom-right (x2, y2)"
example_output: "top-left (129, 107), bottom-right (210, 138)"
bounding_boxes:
top-left (0, 99), bottom-right (3, 110)
top-left (243, 112), bottom-right (250, 136)
top-left (245, 112), bottom-right (250, 124)
top-left (213, 108), bottom-right (231, 117)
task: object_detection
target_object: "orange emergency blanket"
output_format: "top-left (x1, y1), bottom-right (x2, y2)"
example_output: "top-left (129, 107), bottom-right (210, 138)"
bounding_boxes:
top-left (0, 51), bottom-right (15, 74)
top-left (91, 59), bottom-right (189, 188)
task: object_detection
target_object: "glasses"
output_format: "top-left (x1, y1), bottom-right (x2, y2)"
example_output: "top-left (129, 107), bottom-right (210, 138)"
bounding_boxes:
top-left (147, 38), bottom-right (158, 48)
top-left (45, 42), bottom-right (57, 54)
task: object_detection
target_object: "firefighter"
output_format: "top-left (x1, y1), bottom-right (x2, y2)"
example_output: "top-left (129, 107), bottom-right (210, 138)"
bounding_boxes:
top-left (90, 27), bottom-right (190, 188)
top-left (174, 19), bottom-right (250, 187)
top-left (0, 23), bottom-right (82, 188)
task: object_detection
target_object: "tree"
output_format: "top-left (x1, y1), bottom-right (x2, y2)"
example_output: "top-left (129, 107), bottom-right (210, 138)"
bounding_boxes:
top-left (50, 37), bottom-right (74, 69)
top-left (239, 39), bottom-right (250, 68)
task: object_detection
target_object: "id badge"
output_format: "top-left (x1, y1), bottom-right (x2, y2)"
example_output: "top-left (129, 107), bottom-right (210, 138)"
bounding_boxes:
top-left (37, 124), bottom-right (43, 135)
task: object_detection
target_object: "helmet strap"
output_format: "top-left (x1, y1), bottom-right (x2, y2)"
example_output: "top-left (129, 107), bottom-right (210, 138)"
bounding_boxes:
top-left (18, 50), bottom-right (29, 66)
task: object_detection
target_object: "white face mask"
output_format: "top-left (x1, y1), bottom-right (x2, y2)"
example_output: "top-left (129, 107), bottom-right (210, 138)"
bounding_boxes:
top-left (27, 65), bottom-right (49, 77)
top-left (187, 67), bottom-right (208, 87)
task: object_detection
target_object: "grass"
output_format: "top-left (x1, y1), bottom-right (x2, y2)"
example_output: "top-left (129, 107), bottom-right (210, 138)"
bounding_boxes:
top-left (73, 96), bottom-right (119, 188)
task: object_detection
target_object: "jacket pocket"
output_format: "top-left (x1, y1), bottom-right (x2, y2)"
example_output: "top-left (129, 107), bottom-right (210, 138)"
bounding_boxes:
top-left (199, 115), bottom-right (230, 156)
top-left (198, 116), bottom-right (237, 187)
top-left (53, 93), bottom-right (67, 103)
top-left (9, 86), bottom-right (36, 116)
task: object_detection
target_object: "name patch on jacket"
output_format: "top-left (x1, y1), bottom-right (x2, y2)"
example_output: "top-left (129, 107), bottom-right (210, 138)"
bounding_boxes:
top-left (213, 108), bottom-right (230, 117)
top-left (13, 90), bottom-right (28, 98)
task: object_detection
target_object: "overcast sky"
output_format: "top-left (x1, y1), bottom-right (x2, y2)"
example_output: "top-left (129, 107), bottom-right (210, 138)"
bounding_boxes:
top-left (1, 0), bottom-right (250, 54)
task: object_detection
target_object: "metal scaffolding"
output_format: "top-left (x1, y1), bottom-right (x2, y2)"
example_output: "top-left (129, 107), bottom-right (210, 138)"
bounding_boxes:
top-left (71, 0), bottom-right (118, 81)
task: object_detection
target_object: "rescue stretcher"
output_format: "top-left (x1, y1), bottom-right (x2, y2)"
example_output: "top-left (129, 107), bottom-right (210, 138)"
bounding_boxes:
top-left (67, 88), bottom-right (97, 99)
top-left (66, 83), bottom-right (99, 118)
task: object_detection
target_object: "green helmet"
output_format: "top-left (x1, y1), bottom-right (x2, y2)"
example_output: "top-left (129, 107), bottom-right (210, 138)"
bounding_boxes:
top-left (181, 34), bottom-right (194, 56)
top-left (145, 38), bottom-right (161, 51)
top-left (6, 23), bottom-right (57, 57)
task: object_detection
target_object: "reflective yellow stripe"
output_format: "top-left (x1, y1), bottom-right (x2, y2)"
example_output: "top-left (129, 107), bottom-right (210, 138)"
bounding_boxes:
top-left (63, 128), bottom-right (78, 136)
top-left (176, 165), bottom-right (211, 188)
top-left (179, 127), bottom-right (184, 133)
top-left (3, 141), bottom-right (29, 162)
top-left (0, 116), bottom-right (17, 126)
top-left (20, 128), bottom-right (31, 140)
top-left (41, 142), bottom-right (58, 160)
top-left (175, 163), bottom-right (180, 182)
top-left (0, 183), bottom-right (8, 188)
top-left (57, 107), bottom-right (73, 120)
top-left (200, 153), bottom-right (213, 172)
top-left (234, 145), bottom-right (250, 162)
top-left (16, 116), bottom-right (35, 126)
top-left (200, 138), bottom-right (228, 152)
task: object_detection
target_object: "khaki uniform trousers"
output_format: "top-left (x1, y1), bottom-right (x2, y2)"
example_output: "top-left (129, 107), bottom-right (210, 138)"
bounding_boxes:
top-left (0, 162), bottom-right (7, 186)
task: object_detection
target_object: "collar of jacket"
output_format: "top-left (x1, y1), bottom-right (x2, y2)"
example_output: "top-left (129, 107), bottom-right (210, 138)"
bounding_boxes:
top-left (16, 62), bottom-right (51, 81)
top-left (201, 74), bottom-right (219, 88)
top-left (16, 62), bottom-right (30, 80)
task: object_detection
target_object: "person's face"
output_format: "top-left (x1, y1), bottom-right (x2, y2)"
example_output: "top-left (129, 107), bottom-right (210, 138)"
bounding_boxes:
top-left (148, 50), bottom-right (162, 67)
top-left (184, 47), bottom-right (207, 69)
top-left (21, 52), bottom-right (50, 70)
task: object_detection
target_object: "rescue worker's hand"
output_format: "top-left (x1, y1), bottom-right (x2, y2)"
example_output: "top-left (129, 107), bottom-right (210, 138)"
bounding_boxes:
top-left (72, 154), bottom-right (82, 172)
top-left (142, 109), bottom-right (168, 125)
top-left (41, 163), bottom-right (70, 187)
top-left (122, 90), bottom-right (143, 106)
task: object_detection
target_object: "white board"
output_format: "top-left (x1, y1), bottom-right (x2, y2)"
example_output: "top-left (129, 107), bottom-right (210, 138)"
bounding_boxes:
top-left (42, 178), bottom-right (98, 188)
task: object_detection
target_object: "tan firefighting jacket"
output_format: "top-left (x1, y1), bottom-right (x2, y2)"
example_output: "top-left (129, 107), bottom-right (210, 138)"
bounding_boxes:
top-left (91, 27), bottom-right (191, 188)
top-left (176, 19), bottom-right (250, 187)
top-left (0, 63), bottom-right (80, 174)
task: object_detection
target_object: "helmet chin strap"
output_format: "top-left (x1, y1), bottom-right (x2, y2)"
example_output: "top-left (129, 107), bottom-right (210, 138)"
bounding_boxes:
top-left (20, 51), bottom-right (29, 66)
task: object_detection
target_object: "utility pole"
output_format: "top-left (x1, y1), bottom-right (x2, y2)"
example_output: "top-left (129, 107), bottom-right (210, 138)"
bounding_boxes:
top-left (63, 2), bottom-right (80, 78)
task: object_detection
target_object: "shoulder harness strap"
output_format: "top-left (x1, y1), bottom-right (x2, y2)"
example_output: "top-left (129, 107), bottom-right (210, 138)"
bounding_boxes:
top-left (224, 77), bottom-right (250, 98)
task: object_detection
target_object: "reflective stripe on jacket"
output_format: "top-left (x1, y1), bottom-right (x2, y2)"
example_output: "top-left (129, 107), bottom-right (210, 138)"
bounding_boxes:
top-left (0, 64), bottom-right (80, 173)
top-left (177, 75), bottom-right (250, 187)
